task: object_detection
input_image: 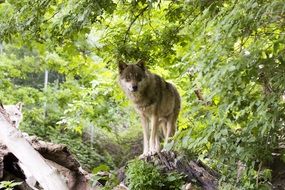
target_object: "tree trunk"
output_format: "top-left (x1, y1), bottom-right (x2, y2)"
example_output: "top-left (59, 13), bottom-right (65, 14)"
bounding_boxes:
top-left (0, 106), bottom-right (69, 190)
top-left (145, 151), bottom-right (219, 190)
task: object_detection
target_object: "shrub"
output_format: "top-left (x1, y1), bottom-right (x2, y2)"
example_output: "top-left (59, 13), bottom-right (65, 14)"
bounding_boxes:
top-left (126, 159), bottom-right (184, 190)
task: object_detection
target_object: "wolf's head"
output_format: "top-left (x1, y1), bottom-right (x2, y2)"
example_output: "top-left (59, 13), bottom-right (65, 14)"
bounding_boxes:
top-left (3, 102), bottom-right (23, 128)
top-left (118, 60), bottom-right (148, 93)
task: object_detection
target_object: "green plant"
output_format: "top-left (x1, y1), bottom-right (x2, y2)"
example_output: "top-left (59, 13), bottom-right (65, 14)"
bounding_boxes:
top-left (90, 164), bottom-right (114, 190)
top-left (0, 181), bottom-right (22, 190)
top-left (126, 159), bottom-right (184, 190)
top-left (126, 159), bottom-right (164, 190)
top-left (163, 172), bottom-right (185, 190)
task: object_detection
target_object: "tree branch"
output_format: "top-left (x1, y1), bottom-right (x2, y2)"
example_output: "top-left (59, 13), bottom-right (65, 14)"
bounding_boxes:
top-left (124, 5), bottom-right (149, 44)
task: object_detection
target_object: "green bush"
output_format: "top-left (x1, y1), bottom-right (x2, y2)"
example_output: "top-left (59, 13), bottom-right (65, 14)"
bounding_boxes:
top-left (0, 181), bottom-right (22, 190)
top-left (126, 159), bottom-right (184, 190)
top-left (126, 159), bottom-right (163, 190)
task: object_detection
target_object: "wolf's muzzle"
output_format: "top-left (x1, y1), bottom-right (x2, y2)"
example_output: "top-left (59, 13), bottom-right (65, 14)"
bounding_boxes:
top-left (131, 85), bottom-right (138, 92)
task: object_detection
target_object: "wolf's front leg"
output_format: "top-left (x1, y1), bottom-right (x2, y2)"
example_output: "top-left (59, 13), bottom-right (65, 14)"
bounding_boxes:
top-left (140, 115), bottom-right (149, 158)
top-left (149, 114), bottom-right (159, 155)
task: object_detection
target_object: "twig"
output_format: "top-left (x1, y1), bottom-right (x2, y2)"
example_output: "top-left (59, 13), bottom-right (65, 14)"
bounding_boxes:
top-left (123, 5), bottom-right (149, 44)
top-left (194, 89), bottom-right (205, 101)
top-left (256, 161), bottom-right (263, 187)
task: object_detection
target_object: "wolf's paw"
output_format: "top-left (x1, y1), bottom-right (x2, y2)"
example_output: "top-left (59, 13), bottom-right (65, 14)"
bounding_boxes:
top-left (161, 148), bottom-right (168, 153)
top-left (148, 149), bottom-right (158, 156)
top-left (139, 153), bottom-right (147, 159)
top-left (139, 150), bottom-right (158, 159)
top-left (139, 150), bottom-right (151, 159)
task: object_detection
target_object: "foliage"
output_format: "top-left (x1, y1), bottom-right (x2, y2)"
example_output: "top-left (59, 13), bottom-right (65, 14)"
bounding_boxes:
top-left (126, 159), bottom-right (184, 190)
top-left (126, 159), bottom-right (163, 190)
top-left (163, 171), bottom-right (185, 190)
top-left (0, 181), bottom-right (22, 190)
top-left (90, 164), bottom-right (120, 190)
top-left (0, 0), bottom-right (285, 188)
top-left (172, 0), bottom-right (285, 188)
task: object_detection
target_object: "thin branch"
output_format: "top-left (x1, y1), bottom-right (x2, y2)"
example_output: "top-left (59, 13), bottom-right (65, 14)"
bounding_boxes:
top-left (194, 89), bottom-right (212, 106)
top-left (256, 161), bottom-right (263, 187)
top-left (194, 89), bottom-right (205, 102)
top-left (43, 10), bottom-right (60, 23)
top-left (136, 15), bottom-right (145, 48)
top-left (123, 5), bottom-right (149, 44)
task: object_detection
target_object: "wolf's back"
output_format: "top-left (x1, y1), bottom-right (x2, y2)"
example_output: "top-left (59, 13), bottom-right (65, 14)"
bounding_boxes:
top-left (149, 73), bottom-right (181, 118)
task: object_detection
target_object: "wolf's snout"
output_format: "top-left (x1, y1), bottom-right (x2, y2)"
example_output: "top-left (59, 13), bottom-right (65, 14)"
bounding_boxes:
top-left (132, 85), bottom-right (138, 92)
top-left (12, 120), bottom-right (16, 125)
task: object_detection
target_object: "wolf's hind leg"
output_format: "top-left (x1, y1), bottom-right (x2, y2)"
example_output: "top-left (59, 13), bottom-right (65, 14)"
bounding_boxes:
top-left (164, 118), bottom-right (175, 148)
top-left (155, 133), bottom-right (160, 152)
top-left (160, 120), bottom-right (167, 138)
top-left (156, 121), bottom-right (166, 152)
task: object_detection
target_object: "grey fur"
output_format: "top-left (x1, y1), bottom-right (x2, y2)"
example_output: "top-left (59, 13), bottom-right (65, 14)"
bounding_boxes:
top-left (118, 60), bottom-right (181, 156)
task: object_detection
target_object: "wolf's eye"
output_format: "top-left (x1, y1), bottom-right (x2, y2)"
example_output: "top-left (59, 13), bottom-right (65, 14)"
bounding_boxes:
top-left (126, 77), bottom-right (130, 81)
top-left (137, 77), bottom-right (142, 82)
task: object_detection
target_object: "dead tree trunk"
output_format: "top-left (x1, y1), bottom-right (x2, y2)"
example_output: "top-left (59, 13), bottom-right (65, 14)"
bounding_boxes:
top-left (0, 106), bottom-right (69, 190)
top-left (145, 151), bottom-right (219, 190)
top-left (0, 136), bottom-right (92, 190)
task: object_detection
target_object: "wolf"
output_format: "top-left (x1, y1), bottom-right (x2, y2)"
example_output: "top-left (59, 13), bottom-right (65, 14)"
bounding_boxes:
top-left (118, 60), bottom-right (181, 156)
top-left (3, 102), bottom-right (23, 128)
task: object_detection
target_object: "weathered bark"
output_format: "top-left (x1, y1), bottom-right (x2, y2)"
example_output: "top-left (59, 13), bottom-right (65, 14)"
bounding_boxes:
top-left (0, 106), bottom-right (69, 190)
top-left (145, 151), bottom-right (219, 190)
top-left (0, 136), bottom-right (92, 190)
top-left (27, 136), bottom-right (92, 190)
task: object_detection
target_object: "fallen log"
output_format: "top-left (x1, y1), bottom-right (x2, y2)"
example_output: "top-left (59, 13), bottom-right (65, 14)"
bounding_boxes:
top-left (0, 136), bottom-right (92, 190)
top-left (0, 106), bottom-right (92, 190)
top-left (146, 151), bottom-right (219, 190)
top-left (0, 105), bottom-right (69, 190)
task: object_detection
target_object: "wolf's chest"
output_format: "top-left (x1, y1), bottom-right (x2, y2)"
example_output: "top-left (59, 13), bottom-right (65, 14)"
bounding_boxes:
top-left (135, 103), bottom-right (156, 117)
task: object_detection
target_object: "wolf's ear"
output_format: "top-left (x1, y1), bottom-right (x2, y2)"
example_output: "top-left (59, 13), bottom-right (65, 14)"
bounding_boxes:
top-left (0, 102), bottom-right (3, 109)
top-left (118, 61), bottom-right (128, 73)
top-left (136, 60), bottom-right (145, 71)
top-left (16, 102), bottom-right (23, 111)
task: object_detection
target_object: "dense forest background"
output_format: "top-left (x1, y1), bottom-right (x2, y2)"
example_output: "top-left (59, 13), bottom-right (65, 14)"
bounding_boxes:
top-left (0, 0), bottom-right (285, 189)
